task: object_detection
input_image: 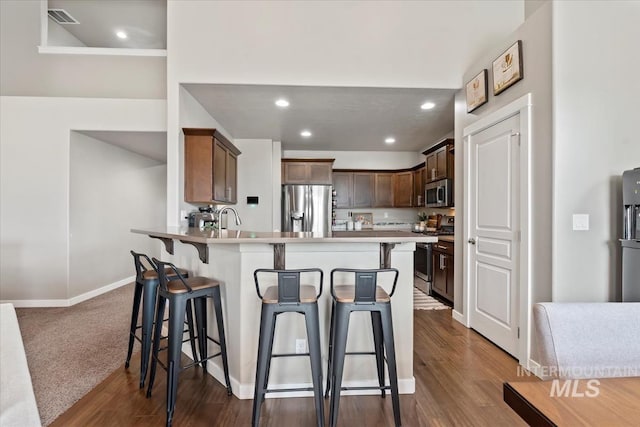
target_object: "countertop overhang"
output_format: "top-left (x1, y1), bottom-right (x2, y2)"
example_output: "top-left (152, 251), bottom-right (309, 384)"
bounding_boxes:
top-left (131, 227), bottom-right (439, 244)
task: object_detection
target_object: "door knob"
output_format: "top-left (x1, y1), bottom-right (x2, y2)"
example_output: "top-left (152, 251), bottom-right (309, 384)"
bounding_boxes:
top-left (468, 238), bottom-right (476, 245)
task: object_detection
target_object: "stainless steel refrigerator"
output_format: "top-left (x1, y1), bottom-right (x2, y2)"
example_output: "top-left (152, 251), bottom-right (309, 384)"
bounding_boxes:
top-left (282, 185), bottom-right (332, 234)
top-left (622, 168), bottom-right (640, 301)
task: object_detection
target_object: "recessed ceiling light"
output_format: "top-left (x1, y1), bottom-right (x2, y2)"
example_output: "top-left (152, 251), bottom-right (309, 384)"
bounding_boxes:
top-left (116, 30), bottom-right (128, 39)
top-left (421, 102), bottom-right (436, 110)
top-left (275, 99), bottom-right (290, 108)
top-left (385, 137), bottom-right (396, 144)
top-left (300, 130), bottom-right (312, 138)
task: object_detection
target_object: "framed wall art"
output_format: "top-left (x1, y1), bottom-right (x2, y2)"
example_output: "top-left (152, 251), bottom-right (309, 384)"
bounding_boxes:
top-left (465, 69), bottom-right (488, 113)
top-left (492, 40), bottom-right (523, 95)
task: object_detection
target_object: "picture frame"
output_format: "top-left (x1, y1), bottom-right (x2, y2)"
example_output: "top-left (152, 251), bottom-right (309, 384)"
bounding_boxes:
top-left (465, 69), bottom-right (488, 113)
top-left (492, 40), bottom-right (523, 95)
top-left (352, 212), bottom-right (373, 229)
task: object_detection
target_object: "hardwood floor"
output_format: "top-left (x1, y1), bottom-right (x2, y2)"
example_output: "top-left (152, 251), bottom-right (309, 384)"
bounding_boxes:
top-left (51, 310), bottom-right (536, 426)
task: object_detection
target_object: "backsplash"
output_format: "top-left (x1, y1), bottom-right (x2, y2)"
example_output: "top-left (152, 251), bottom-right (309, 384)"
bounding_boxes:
top-left (335, 208), bottom-right (421, 225)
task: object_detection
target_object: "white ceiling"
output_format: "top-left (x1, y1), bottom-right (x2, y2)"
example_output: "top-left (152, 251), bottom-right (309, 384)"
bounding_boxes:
top-left (48, 0), bottom-right (166, 49)
top-left (183, 84), bottom-right (456, 152)
top-left (78, 131), bottom-right (167, 162)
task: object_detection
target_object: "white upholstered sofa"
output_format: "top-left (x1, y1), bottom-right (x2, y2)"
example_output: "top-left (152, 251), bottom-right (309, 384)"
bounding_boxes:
top-left (533, 302), bottom-right (640, 379)
top-left (0, 303), bottom-right (41, 427)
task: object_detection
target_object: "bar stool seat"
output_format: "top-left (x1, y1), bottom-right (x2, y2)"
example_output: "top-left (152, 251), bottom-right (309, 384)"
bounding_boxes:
top-left (146, 258), bottom-right (232, 427)
top-left (166, 276), bottom-right (220, 294)
top-left (332, 285), bottom-right (390, 303)
top-left (262, 284), bottom-right (318, 303)
top-left (325, 268), bottom-right (402, 427)
top-left (126, 251), bottom-right (198, 390)
top-left (252, 269), bottom-right (325, 427)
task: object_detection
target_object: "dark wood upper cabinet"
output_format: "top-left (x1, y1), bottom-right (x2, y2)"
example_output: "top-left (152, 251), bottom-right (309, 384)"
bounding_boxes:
top-left (184, 128), bottom-right (241, 204)
top-left (352, 173), bottom-right (374, 207)
top-left (393, 171), bottom-right (413, 207)
top-left (424, 139), bottom-right (454, 183)
top-left (413, 167), bottom-right (425, 207)
top-left (282, 159), bottom-right (334, 184)
top-left (332, 172), bottom-right (373, 208)
top-left (374, 173), bottom-right (394, 207)
top-left (332, 172), bottom-right (352, 208)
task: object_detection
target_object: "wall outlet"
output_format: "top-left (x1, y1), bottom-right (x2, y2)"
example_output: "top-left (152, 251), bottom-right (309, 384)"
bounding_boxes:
top-left (295, 339), bottom-right (306, 354)
top-left (384, 212), bottom-right (389, 218)
top-left (572, 214), bottom-right (589, 231)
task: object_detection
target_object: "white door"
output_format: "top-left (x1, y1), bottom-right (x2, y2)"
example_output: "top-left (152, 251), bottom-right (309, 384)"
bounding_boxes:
top-left (468, 114), bottom-right (520, 356)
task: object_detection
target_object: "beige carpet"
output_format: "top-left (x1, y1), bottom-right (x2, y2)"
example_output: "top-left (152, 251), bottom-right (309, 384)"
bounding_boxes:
top-left (413, 287), bottom-right (451, 310)
top-left (16, 283), bottom-right (136, 426)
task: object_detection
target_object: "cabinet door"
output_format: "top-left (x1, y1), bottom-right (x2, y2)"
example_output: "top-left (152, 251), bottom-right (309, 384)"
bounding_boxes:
top-left (227, 151), bottom-right (237, 204)
top-left (282, 162), bottom-right (309, 184)
top-left (446, 253), bottom-right (455, 301)
top-left (432, 251), bottom-right (447, 296)
top-left (413, 168), bottom-right (424, 207)
top-left (393, 172), bottom-right (413, 207)
top-left (352, 173), bottom-right (373, 207)
top-left (213, 139), bottom-right (228, 202)
top-left (332, 172), bottom-right (352, 208)
top-left (184, 134), bottom-right (213, 203)
top-left (308, 162), bottom-right (333, 184)
top-left (435, 147), bottom-right (448, 180)
top-left (426, 153), bottom-right (437, 182)
top-left (374, 173), bottom-right (394, 207)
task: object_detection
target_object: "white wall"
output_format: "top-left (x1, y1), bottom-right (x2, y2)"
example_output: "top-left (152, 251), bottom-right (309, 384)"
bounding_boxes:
top-left (166, 1), bottom-right (524, 225)
top-left (47, 19), bottom-right (86, 47)
top-left (283, 150), bottom-right (423, 170)
top-left (552, 1), bottom-right (640, 302)
top-left (234, 139), bottom-right (278, 232)
top-left (0, 0), bottom-right (165, 99)
top-left (0, 96), bottom-right (166, 302)
top-left (69, 132), bottom-right (166, 298)
top-left (455, 2), bottom-right (553, 315)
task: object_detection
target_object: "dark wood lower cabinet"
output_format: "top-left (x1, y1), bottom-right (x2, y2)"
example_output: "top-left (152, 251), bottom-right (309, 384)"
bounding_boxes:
top-left (432, 241), bottom-right (454, 303)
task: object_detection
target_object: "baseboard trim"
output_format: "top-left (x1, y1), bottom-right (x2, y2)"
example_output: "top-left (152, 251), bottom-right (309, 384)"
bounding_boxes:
top-left (1, 276), bottom-right (134, 308)
top-left (452, 309), bottom-right (467, 326)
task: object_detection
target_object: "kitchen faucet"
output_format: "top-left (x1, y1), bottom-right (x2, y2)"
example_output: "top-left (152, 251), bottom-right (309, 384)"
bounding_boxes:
top-left (216, 206), bottom-right (242, 232)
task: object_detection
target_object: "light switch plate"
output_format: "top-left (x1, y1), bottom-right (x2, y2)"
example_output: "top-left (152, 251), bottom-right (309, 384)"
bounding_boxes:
top-left (572, 214), bottom-right (589, 231)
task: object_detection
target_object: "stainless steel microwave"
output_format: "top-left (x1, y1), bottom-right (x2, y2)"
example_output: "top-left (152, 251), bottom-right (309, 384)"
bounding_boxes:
top-left (425, 179), bottom-right (453, 208)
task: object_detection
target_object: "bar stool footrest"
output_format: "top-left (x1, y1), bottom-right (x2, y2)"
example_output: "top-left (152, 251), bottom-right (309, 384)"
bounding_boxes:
top-left (264, 387), bottom-right (315, 394)
top-left (341, 385), bottom-right (391, 391)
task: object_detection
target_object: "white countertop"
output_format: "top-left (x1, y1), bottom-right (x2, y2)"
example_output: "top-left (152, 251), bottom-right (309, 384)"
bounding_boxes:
top-left (131, 227), bottom-right (439, 244)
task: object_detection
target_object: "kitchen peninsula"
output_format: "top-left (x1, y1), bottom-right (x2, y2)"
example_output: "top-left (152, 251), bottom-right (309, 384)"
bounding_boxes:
top-left (132, 226), bottom-right (436, 399)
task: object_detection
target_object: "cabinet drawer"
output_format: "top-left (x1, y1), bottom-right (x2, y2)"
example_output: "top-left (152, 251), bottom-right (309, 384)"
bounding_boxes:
top-left (433, 241), bottom-right (453, 255)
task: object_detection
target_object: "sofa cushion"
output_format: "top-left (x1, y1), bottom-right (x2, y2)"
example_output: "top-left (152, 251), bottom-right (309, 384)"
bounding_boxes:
top-left (533, 302), bottom-right (640, 379)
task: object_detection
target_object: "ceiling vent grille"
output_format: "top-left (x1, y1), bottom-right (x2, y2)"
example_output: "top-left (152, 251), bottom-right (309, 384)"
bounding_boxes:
top-left (47, 9), bottom-right (79, 25)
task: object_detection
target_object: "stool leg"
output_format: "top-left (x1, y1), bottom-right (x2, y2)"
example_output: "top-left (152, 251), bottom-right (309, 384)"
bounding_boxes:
top-left (252, 305), bottom-right (275, 427)
top-left (166, 296), bottom-right (188, 427)
top-left (324, 300), bottom-right (335, 398)
top-left (140, 278), bottom-right (158, 389)
top-left (146, 295), bottom-right (166, 398)
top-left (212, 286), bottom-right (232, 395)
top-left (125, 281), bottom-right (143, 369)
top-left (329, 304), bottom-right (351, 427)
top-left (194, 297), bottom-right (208, 371)
top-left (185, 300), bottom-right (199, 363)
top-left (305, 304), bottom-right (325, 427)
top-left (371, 311), bottom-right (385, 398)
top-left (261, 313), bottom-right (277, 403)
top-left (380, 305), bottom-right (401, 427)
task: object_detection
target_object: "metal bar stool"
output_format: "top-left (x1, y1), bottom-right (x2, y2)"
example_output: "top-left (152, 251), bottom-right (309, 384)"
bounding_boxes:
top-left (146, 258), bottom-right (232, 427)
top-left (252, 268), bottom-right (325, 427)
top-left (325, 268), bottom-right (401, 427)
top-left (125, 251), bottom-right (198, 389)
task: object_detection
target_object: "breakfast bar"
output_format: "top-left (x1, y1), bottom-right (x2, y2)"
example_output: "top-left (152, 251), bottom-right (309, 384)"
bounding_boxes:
top-left (132, 227), bottom-right (436, 399)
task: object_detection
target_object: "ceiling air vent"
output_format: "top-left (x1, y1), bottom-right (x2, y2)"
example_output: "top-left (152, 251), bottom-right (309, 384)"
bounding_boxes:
top-left (47, 9), bottom-right (79, 25)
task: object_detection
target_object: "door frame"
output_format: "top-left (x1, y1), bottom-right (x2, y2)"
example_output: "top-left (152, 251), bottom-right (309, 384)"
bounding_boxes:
top-left (461, 93), bottom-right (532, 368)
